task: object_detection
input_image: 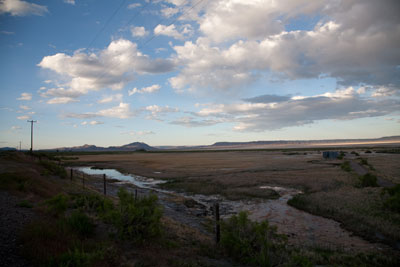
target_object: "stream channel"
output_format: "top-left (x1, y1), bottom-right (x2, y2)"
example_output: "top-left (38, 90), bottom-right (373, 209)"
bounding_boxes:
top-left (75, 166), bottom-right (386, 251)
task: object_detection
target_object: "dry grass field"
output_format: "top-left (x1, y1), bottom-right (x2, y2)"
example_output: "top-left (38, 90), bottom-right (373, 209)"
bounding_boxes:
top-left (72, 149), bottom-right (400, 249)
top-left (73, 151), bottom-right (352, 192)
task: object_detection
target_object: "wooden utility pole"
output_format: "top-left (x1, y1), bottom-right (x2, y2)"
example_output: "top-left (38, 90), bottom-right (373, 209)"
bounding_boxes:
top-left (27, 120), bottom-right (37, 153)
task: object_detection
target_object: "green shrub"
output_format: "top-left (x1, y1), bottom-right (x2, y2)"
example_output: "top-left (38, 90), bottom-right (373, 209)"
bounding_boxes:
top-left (46, 194), bottom-right (69, 216)
top-left (73, 193), bottom-right (114, 215)
top-left (220, 211), bottom-right (287, 266)
top-left (40, 160), bottom-right (67, 179)
top-left (113, 188), bottom-right (162, 243)
top-left (287, 195), bottom-right (309, 209)
top-left (17, 199), bottom-right (33, 208)
top-left (0, 172), bottom-right (30, 191)
top-left (358, 173), bottom-right (378, 187)
top-left (67, 211), bottom-right (95, 238)
top-left (383, 184), bottom-right (400, 212)
top-left (341, 161), bottom-right (351, 172)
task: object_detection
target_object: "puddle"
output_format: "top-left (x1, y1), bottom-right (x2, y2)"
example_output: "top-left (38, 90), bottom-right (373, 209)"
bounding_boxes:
top-left (75, 167), bottom-right (166, 189)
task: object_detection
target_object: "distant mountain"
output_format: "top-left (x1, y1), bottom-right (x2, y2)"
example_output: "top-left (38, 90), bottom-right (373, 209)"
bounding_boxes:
top-left (211, 136), bottom-right (400, 147)
top-left (0, 147), bottom-right (17, 151)
top-left (52, 142), bottom-right (157, 152)
top-left (48, 136), bottom-right (400, 152)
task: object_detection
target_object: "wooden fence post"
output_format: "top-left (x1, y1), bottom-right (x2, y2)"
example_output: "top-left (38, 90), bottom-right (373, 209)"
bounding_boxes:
top-left (214, 202), bottom-right (220, 244)
top-left (103, 174), bottom-right (106, 195)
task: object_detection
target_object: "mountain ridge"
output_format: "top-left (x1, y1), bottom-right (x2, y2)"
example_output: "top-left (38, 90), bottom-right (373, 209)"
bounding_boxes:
top-left (43, 136), bottom-right (400, 152)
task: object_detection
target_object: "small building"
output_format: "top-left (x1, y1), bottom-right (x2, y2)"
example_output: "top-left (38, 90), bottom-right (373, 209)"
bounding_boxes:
top-left (323, 151), bottom-right (339, 159)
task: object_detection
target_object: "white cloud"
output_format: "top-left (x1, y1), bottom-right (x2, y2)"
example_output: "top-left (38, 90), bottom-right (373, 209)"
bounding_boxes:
top-left (98, 93), bottom-right (123, 104)
top-left (47, 97), bottom-right (78, 104)
top-left (97, 102), bottom-right (133, 119)
top-left (154, 24), bottom-right (192, 40)
top-left (1, 30), bottom-right (14, 35)
top-left (168, 0), bottom-right (400, 93)
top-left (38, 39), bottom-right (174, 102)
top-left (17, 115), bottom-right (29, 120)
top-left (0, 0), bottom-right (48, 16)
top-left (19, 105), bottom-right (31, 110)
top-left (81, 120), bottom-right (103, 126)
top-left (130, 26), bottom-right (148, 37)
top-left (191, 87), bottom-right (400, 131)
top-left (171, 116), bottom-right (220, 127)
top-left (63, 0), bottom-right (75, 5)
top-left (17, 92), bottom-right (32, 101)
top-left (144, 105), bottom-right (178, 120)
top-left (161, 7), bottom-right (179, 18)
top-left (128, 84), bottom-right (160, 95)
top-left (127, 3), bottom-right (141, 9)
top-left (65, 113), bottom-right (98, 119)
top-left (121, 130), bottom-right (155, 136)
top-left (372, 86), bottom-right (399, 97)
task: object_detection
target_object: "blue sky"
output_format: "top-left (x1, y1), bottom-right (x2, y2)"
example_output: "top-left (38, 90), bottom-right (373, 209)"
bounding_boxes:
top-left (1, 0), bottom-right (399, 149)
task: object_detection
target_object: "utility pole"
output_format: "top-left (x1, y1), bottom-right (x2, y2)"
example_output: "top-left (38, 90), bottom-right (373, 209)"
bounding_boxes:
top-left (19, 141), bottom-right (21, 151)
top-left (27, 120), bottom-right (37, 153)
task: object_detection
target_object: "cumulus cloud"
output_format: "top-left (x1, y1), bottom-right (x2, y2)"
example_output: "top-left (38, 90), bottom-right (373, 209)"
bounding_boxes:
top-left (168, 0), bottom-right (400, 93)
top-left (171, 116), bottom-right (220, 127)
top-left (81, 120), bottom-right (103, 126)
top-left (127, 3), bottom-right (141, 9)
top-left (19, 105), bottom-right (31, 110)
top-left (98, 93), bottom-right (123, 104)
top-left (63, 0), bottom-right (75, 5)
top-left (17, 92), bottom-right (32, 101)
top-left (144, 105), bottom-right (178, 120)
top-left (128, 84), bottom-right (160, 96)
top-left (0, 0), bottom-right (48, 16)
top-left (97, 102), bottom-right (133, 119)
top-left (371, 86), bottom-right (399, 97)
top-left (64, 103), bottom-right (133, 119)
top-left (47, 97), bottom-right (78, 104)
top-left (17, 115), bottom-right (29, 120)
top-left (154, 24), bottom-right (193, 40)
top-left (161, 7), bottom-right (179, 18)
top-left (38, 39), bottom-right (174, 103)
top-left (191, 87), bottom-right (400, 131)
top-left (64, 113), bottom-right (98, 119)
top-left (131, 26), bottom-right (148, 37)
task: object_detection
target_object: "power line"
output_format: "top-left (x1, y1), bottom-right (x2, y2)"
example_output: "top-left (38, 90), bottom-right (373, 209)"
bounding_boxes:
top-left (86, 0), bottom-right (129, 51)
top-left (139, 0), bottom-right (206, 49)
top-left (90, 0), bottom-right (206, 86)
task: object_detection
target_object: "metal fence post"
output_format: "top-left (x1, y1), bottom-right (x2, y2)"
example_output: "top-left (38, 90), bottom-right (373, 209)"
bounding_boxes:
top-left (214, 202), bottom-right (220, 244)
top-left (103, 174), bottom-right (106, 195)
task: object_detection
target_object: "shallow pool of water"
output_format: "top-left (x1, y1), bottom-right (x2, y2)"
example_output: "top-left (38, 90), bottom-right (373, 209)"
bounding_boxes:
top-left (75, 166), bottom-right (166, 189)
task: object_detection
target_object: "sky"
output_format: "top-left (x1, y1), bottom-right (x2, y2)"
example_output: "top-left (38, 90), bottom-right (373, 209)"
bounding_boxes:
top-left (0, 0), bottom-right (399, 149)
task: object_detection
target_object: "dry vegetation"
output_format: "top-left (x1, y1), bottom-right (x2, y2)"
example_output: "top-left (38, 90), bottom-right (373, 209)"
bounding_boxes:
top-left (1, 149), bottom-right (400, 266)
top-left (72, 149), bottom-right (400, 249)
